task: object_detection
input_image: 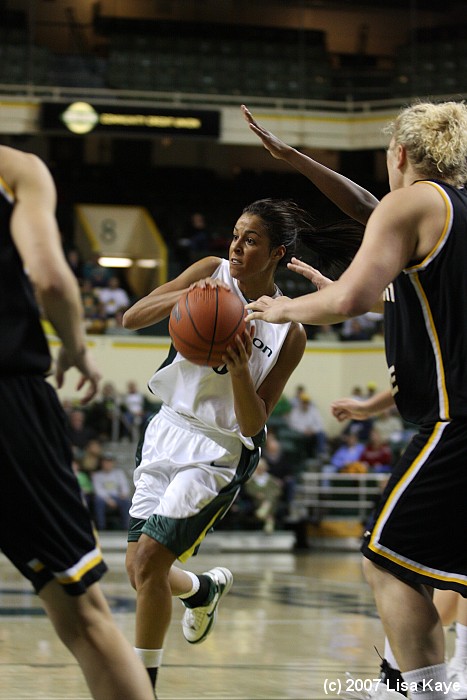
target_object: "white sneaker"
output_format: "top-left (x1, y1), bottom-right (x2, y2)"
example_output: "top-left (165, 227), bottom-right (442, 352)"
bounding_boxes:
top-left (447, 658), bottom-right (467, 700)
top-left (181, 567), bottom-right (233, 644)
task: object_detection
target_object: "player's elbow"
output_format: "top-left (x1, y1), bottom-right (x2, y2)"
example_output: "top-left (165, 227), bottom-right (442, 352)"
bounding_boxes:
top-left (122, 307), bottom-right (136, 329)
top-left (34, 268), bottom-right (73, 298)
top-left (239, 418), bottom-right (266, 438)
top-left (336, 291), bottom-right (371, 318)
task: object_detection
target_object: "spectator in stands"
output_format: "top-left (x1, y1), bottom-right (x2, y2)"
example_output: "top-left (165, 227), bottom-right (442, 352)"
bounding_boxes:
top-left (351, 385), bottom-right (365, 401)
top-left (123, 381), bottom-right (150, 439)
top-left (87, 381), bottom-right (126, 441)
top-left (81, 279), bottom-right (108, 334)
top-left (244, 457), bottom-right (283, 533)
top-left (321, 432), bottom-right (366, 486)
top-left (175, 211), bottom-right (212, 265)
top-left (373, 407), bottom-right (404, 443)
top-left (65, 247), bottom-right (83, 279)
top-left (97, 275), bottom-right (130, 319)
top-left (68, 408), bottom-right (97, 452)
top-left (81, 278), bottom-right (101, 317)
top-left (340, 313), bottom-right (377, 341)
top-left (105, 308), bottom-right (137, 336)
top-left (262, 428), bottom-right (296, 513)
top-left (290, 383), bottom-right (306, 408)
top-left (82, 252), bottom-right (113, 288)
top-left (80, 438), bottom-right (103, 476)
top-left (286, 392), bottom-right (328, 458)
top-left (360, 427), bottom-right (393, 474)
top-left (72, 458), bottom-right (94, 513)
top-left (92, 452), bottom-right (131, 530)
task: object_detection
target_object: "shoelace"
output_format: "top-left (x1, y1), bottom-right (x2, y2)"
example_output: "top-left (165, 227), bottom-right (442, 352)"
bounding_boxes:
top-left (185, 607), bottom-right (206, 629)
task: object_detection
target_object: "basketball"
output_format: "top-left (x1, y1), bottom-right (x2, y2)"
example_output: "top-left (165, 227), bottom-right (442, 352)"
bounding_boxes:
top-left (169, 286), bottom-right (247, 367)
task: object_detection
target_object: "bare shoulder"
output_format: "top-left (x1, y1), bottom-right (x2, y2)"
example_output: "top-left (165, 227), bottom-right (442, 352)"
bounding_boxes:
top-left (376, 182), bottom-right (446, 215)
top-left (158, 255), bottom-right (223, 293)
top-left (0, 145), bottom-right (51, 191)
top-left (192, 255), bottom-right (224, 276)
top-left (178, 255), bottom-right (222, 282)
top-left (0, 144), bottom-right (42, 171)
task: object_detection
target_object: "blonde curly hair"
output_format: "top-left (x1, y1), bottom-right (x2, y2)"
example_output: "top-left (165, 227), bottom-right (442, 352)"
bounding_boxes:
top-left (384, 101), bottom-right (467, 187)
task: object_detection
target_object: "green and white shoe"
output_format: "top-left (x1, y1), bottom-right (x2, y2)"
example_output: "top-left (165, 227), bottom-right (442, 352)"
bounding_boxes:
top-left (181, 567), bottom-right (233, 644)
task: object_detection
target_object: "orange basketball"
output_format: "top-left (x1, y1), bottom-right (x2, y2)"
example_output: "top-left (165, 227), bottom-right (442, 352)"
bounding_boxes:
top-left (169, 286), bottom-right (247, 367)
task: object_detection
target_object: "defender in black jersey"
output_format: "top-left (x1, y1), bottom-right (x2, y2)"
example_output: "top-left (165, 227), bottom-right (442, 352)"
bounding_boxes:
top-left (0, 145), bottom-right (153, 700)
top-left (246, 101), bottom-right (467, 698)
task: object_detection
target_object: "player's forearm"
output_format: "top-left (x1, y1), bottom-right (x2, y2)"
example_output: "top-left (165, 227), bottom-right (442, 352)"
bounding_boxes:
top-left (283, 149), bottom-right (378, 224)
top-left (362, 390), bottom-right (395, 416)
top-left (123, 289), bottom-right (188, 330)
top-left (279, 291), bottom-right (352, 326)
top-left (231, 373), bottom-right (267, 437)
top-left (38, 269), bottom-right (88, 361)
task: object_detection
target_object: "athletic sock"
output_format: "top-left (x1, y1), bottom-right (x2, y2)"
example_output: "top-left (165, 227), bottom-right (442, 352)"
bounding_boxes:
top-left (453, 622), bottom-right (467, 663)
top-left (180, 574), bottom-right (213, 608)
top-left (402, 662), bottom-right (447, 700)
top-left (134, 648), bottom-right (164, 691)
top-left (383, 637), bottom-right (399, 671)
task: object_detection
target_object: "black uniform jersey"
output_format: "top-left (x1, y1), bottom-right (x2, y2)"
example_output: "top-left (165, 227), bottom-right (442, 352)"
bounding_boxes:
top-left (384, 179), bottom-right (467, 425)
top-left (0, 176), bottom-right (51, 375)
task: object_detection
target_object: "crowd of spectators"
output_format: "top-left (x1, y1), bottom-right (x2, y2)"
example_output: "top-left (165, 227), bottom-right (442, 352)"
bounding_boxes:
top-left (63, 380), bottom-right (157, 530)
top-left (64, 247), bottom-right (134, 335)
top-left (220, 382), bottom-right (417, 536)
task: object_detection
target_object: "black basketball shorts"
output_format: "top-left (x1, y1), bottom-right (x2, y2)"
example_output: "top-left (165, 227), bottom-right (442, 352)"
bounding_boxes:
top-left (362, 419), bottom-right (467, 595)
top-left (0, 375), bottom-right (107, 595)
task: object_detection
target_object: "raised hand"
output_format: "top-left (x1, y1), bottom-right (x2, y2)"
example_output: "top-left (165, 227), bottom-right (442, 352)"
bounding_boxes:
top-left (287, 257), bottom-right (333, 291)
top-left (241, 104), bottom-right (292, 161)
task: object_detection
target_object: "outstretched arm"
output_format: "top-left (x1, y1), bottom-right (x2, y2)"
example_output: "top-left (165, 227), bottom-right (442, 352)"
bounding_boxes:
top-left (241, 104), bottom-right (379, 225)
top-left (331, 389), bottom-right (395, 423)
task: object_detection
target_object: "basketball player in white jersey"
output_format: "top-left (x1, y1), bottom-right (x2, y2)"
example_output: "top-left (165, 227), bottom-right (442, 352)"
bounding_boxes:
top-left (123, 197), bottom-right (363, 696)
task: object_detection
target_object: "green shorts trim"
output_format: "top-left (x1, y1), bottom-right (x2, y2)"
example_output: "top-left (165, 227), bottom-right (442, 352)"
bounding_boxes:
top-left (127, 442), bottom-right (260, 560)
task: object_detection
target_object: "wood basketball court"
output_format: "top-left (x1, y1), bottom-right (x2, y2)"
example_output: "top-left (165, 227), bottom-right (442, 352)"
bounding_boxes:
top-left (0, 533), bottom-right (456, 700)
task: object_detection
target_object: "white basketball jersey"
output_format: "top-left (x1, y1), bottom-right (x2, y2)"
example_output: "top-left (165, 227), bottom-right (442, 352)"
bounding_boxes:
top-left (148, 259), bottom-right (291, 449)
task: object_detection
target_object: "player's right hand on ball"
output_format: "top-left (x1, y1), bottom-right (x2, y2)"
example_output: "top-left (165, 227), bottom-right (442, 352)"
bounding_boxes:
top-left (189, 277), bottom-right (230, 290)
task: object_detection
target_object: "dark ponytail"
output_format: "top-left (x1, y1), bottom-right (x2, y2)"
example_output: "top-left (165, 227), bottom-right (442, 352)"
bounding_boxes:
top-left (297, 219), bottom-right (365, 280)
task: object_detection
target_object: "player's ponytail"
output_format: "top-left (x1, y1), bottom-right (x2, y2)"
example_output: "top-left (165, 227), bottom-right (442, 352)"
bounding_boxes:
top-left (297, 219), bottom-right (364, 280)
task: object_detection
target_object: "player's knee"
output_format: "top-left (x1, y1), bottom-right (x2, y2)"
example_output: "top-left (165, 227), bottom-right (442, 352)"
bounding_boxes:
top-left (132, 543), bottom-right (164, 589)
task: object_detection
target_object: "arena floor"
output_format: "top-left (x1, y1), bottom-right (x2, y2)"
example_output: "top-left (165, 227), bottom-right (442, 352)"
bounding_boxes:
top-left (0, 534), bottom-right (454, 700)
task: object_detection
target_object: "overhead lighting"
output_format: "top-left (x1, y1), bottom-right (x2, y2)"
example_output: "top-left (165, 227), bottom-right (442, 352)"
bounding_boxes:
top-left (98, 256), bottom-right (133, 268)
top-left (136, 259), bottom-right (158, 268)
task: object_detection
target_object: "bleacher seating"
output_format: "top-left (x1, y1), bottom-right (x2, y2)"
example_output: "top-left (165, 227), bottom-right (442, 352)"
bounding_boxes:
top-left (292, 471), bottom-right (388, 524)
top-left (1, 9), bottom-right (466, 102)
